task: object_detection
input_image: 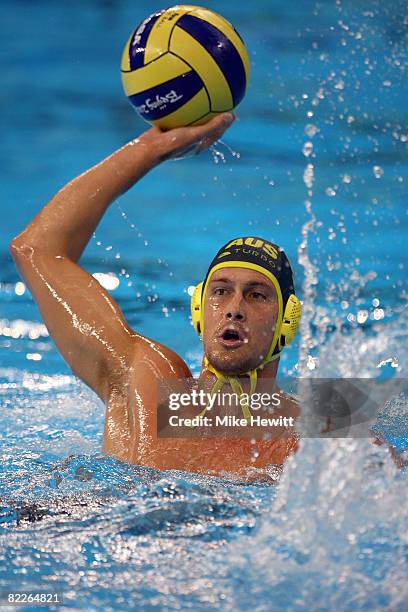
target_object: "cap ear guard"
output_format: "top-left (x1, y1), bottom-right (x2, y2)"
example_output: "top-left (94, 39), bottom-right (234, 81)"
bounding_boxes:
top-left (190, 282), bottom-right (203, 334)
top-left (279, 294), bottom-right (302, 349)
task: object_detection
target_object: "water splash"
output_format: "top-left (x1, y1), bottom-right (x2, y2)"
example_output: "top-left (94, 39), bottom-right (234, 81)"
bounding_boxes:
top-left (230, 434), bottom-right (408, 610)
top-left (297, 109), bottom-right (320, 374)
top-left (210, 139), bottom-right (241, 164)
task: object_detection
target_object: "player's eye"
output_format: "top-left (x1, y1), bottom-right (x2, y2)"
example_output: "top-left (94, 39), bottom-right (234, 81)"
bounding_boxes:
top-left (249, 291), bottom-right (266, 301)
top-left (213, 287), bottom-right (227, 296)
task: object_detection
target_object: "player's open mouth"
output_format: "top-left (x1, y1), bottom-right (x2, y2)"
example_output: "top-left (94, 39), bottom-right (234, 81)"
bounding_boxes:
top-left (217, 326), bottom-right (245, 348)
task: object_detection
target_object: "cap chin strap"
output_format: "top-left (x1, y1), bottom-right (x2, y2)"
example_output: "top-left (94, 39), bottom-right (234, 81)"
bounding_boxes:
top-left (198, 353), bottom-right (280, 422)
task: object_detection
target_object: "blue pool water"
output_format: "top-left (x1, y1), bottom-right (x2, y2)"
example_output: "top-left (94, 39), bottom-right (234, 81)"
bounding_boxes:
top-left (1, 0), bottom-right (407, 609)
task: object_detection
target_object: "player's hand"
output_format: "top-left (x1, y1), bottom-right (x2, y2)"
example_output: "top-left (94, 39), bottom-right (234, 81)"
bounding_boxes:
top-left (140, 113), bottom-right (236, 161)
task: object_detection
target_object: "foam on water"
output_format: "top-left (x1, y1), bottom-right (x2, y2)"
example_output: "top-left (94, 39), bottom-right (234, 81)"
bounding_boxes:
top-left (229, 438), bottom-right (408, 610)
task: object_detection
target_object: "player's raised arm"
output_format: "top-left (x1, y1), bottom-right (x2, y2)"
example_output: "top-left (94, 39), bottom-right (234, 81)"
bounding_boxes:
top-left (9, 114), bottom-right (234, 402)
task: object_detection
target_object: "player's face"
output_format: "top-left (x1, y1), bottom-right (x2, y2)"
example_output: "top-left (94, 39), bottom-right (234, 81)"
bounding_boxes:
top-left (202, 267), bottom-right (279, 375)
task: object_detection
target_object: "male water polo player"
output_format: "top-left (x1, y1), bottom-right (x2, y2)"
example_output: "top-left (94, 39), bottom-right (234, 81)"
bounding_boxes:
top-left (10, 113), bottom-right (301, 477)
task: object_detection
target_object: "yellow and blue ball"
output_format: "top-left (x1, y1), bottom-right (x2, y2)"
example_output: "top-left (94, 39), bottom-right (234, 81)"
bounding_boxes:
top-left (120, 5), bottom-right (250, 130)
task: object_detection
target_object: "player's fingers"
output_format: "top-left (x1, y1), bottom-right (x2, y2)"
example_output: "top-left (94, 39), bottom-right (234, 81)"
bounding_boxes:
top-left (193, 114), bottom-right (235, 153)
top-left (154, 112), bottom-right (235, 159)
top-left (192, 113), bottom-right (235, 142)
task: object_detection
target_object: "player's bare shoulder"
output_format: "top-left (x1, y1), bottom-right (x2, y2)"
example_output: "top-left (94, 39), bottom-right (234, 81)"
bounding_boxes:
top-left (104, 334), bottom-right (191, 414)
top-left (103, 335), bottom-right (191, 460)
top-left (130, 334), bottom-right (192, 382)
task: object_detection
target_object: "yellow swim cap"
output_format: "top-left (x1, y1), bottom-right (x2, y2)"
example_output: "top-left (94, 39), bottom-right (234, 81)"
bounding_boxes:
top-left (191, 236), bottom-right (301, 363)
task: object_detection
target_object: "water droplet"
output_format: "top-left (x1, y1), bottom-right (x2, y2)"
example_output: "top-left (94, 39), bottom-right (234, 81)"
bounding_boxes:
top-left (306, 355), bottom-right (318, 370)
top-left (303, 163), bottom-right (314, 189)
top-left (302, 142), bottom-right (314, 157)
top-left (357, 310), bottom-right (369, 324)
top-left (373, 166), bottom-right (384, 178)
top-left (342, 174), bottom-right (352, 184)
top-left (372, 308), bottom-right (384, 320)
top-left (326, 187), bottom-right (337, 197)
top-left (251, 447), bottom-right (260, 461)
top-left (305, 123), bottom-right (320, 138)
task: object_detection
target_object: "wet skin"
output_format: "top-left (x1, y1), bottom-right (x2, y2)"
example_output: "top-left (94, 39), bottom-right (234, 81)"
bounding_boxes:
top-left (101, 265), bottom-right (298, 476)
top-left (10, 114), bottom-right (298, 479)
